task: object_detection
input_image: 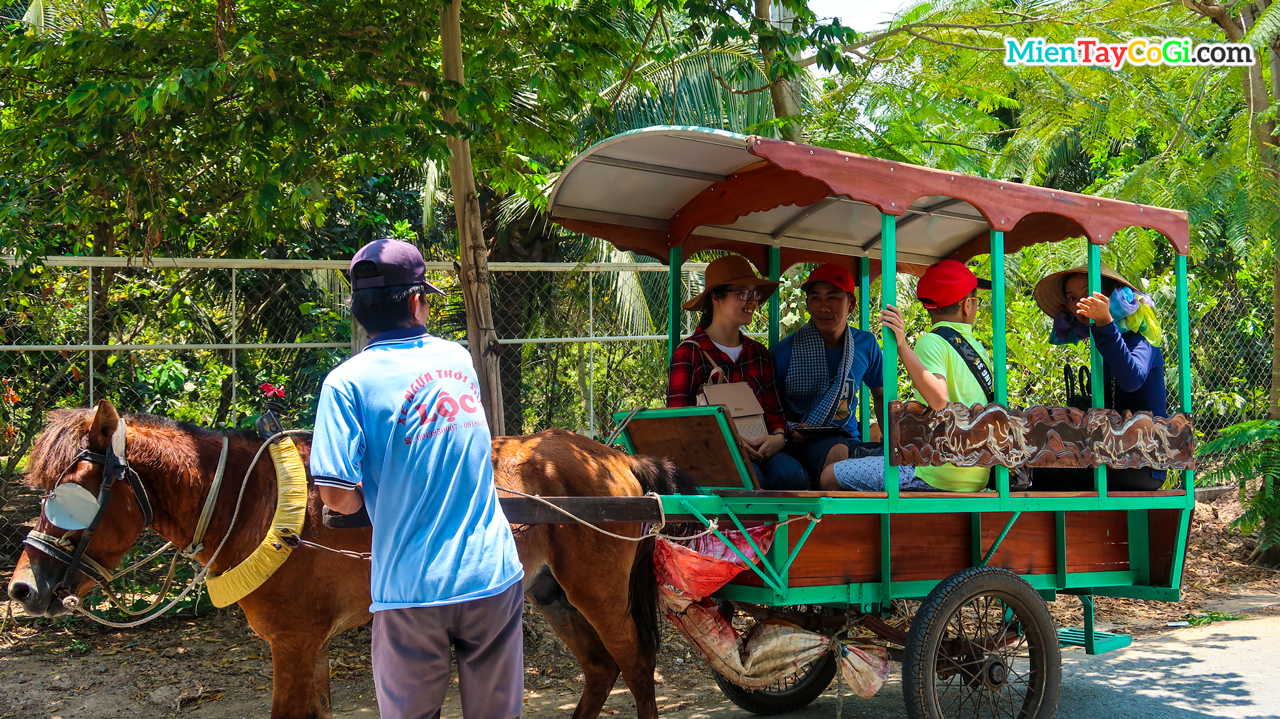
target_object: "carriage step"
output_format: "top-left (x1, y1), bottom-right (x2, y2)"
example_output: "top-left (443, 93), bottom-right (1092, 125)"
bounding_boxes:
top-left (1057, 627), bottom-right (1132, 655)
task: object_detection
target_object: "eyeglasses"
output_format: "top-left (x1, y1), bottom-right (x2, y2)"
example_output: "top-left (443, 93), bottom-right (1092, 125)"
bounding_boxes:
top-left (729, 289), bottom-right (765, 303)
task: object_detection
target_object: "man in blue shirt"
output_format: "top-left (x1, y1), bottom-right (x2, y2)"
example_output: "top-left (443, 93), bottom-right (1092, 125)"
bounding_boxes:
top-left (311, 239), bottom-right (524, 719)
top-left (771, 264), bottom-right (885, 485)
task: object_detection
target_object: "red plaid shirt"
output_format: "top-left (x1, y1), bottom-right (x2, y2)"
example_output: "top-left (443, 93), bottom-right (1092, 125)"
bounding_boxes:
top-left (666, 328), bottom-right (786, 434)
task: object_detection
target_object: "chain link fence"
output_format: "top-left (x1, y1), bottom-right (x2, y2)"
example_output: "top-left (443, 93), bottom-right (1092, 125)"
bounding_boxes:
top-left (1, 254), bottom-right (1272, 572)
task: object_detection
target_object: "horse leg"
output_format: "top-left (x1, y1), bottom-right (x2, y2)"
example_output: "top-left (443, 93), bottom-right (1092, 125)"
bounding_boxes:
top-left (550, 541), bottom-right (659, 719)
top-left (528, 568), bottom-right (620, 719)
top-left (265, 635), bottom-right (332, 719)
top-left (313, 641), bottom-right (332, 716)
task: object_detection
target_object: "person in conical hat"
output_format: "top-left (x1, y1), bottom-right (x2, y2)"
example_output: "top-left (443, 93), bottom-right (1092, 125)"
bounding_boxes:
top-left (1030, 263), bottom-right (1167, 492)
top-left (667, 255), bottom-right (809, 490)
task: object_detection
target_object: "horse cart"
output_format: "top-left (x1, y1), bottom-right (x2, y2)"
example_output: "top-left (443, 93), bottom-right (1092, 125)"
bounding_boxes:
top-left (10, 124), bottom-right (1195, 719)
top-left (505, 125), bottom-right (1198, 718)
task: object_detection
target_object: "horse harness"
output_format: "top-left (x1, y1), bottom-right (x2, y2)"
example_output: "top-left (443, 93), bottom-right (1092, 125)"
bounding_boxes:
top-left (25, 419), bottom-right (155, 589)
top-left (26, 417), bottom-right (231, 595)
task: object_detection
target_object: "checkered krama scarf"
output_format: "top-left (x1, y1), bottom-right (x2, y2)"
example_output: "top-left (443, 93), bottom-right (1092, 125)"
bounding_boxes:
top-left (784, 322), bottom-right (857, 427)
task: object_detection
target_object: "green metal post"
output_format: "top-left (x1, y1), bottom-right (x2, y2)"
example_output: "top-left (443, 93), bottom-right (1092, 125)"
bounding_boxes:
top-left (1176, 254), bottom-right (1194, 493)
top-left (1087, 242), bottom-right (1108, 498)
top-left (990, 230), bottom-right (1010, 499)
top-left (1081, 594), bottom-right (1097, 655)
top-left (859, 256), bottom-right (872, 440)
top-left (668, 247), bottom-right (682, 361)
top-left (1055, 511), bottom-right (1067, 589)
top-left (881, 214), bottom-right (900, 503)
top-left (768, 246), bottom-right (781, 347)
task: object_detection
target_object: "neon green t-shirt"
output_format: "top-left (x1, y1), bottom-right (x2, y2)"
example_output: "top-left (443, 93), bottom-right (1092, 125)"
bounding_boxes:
top-left (911, 321), bottom-right (993, 493)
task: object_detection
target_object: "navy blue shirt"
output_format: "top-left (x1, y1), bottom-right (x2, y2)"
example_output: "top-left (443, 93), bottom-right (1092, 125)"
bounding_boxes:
top-left (1091, 321), bottom-right (1167, 479)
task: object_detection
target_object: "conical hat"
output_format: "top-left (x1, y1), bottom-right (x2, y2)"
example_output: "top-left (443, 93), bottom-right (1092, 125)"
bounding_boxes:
top-left (1032, 263), bottom-right (1136, 318)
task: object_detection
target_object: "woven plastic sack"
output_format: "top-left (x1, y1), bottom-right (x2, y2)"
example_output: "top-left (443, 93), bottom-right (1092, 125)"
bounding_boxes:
top-left (654, 529), bottom-right (890, 698)
top-left (653, 525), bottom-right (774, 598)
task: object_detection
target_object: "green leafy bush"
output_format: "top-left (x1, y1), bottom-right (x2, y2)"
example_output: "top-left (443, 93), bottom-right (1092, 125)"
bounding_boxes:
top-left (1197, 419), bottom-right (1280, 562)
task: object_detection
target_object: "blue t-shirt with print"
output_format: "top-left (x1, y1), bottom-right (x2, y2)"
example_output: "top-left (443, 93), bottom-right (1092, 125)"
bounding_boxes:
top-left (771, 326), bottom-right (884, 440)
top-left (310, 326), bottom-right (523, 611)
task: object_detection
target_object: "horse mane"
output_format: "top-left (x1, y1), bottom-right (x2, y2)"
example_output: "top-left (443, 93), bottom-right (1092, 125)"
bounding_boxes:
top-left (24, 408), bottom-right (257, 490)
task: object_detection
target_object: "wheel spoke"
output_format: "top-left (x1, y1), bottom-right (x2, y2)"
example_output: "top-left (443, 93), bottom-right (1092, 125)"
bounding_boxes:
top-left (917, 577), bottom-right (1055, 719)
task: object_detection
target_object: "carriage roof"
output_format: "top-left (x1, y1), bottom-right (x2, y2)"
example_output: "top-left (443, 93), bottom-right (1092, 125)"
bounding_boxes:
top-left (548, 125), bottom-right (1189, 273)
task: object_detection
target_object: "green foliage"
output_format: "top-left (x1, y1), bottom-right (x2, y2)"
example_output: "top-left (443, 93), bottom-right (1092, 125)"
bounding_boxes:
top-left (1183, 611), bottom-right (1247, 627)
top-left (0, 0), bottom-right (457, 260)
top-left (1198, 420), bottom-right (1280, 554)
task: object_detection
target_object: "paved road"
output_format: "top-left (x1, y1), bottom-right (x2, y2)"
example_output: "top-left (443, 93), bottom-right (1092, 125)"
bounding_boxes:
top-left (548, 614), bottom-right (1280, 719)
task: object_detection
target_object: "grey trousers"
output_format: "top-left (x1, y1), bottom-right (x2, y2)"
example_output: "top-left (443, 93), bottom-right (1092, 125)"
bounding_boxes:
top-left (371, 581), bottom-right (525, 719)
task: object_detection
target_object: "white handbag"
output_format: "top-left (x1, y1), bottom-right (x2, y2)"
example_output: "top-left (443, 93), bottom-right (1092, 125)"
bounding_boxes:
top-left (684, 342), bottom-right (769, 442)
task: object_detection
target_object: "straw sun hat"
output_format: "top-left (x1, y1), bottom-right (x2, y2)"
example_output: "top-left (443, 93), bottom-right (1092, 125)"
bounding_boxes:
top-left (1032, 263), bottom-right (1137, 319)
top-left (682, 256), bottom-right (780, 311)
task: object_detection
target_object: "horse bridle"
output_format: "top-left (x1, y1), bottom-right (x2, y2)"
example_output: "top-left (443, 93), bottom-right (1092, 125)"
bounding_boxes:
top-left (24, 419), bottom-right (155, 588)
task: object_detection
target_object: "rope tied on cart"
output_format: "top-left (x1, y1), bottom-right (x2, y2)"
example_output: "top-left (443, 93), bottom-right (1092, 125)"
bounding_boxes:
top-left (496, 486), bottom-right (732, 542)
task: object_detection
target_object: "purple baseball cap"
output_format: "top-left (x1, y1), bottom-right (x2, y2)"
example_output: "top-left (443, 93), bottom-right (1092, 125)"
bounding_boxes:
top-left (349, 239), bottom-right (444, 294)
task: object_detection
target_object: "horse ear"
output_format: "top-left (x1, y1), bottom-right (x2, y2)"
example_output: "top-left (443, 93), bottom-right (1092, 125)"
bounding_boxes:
top-left (86, 400), bottom-right (120, 453)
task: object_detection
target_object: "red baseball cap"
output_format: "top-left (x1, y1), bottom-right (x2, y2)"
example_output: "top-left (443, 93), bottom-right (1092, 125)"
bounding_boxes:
top-left (916, 260), bottom-right (991, 310)
top-left (801, 264), bottom-right (857, 294)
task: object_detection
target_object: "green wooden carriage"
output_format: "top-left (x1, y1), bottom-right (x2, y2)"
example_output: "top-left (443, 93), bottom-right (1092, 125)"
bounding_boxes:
top-left (545, 126), bottom-right (1196, 718)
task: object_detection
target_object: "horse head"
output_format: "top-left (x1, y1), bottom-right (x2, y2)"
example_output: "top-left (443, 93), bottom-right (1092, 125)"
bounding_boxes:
top-left (8, 400), bottom-right (152, 617)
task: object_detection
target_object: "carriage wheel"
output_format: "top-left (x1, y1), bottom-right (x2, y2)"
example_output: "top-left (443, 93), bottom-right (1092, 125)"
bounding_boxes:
top-left (712, 651), bottom-right (837, 716)
top-left (902, 567), bottom-right (1061, 719)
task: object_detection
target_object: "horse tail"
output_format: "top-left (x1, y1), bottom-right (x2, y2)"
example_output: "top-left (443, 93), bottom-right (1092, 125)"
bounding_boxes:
top-left (623, 455), bottom-right (695, 656)
top-left (627, 454), bottom-right (697, 496)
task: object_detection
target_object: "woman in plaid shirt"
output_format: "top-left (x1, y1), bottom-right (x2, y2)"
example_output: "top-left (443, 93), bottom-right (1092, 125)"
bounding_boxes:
top-left (667, 256), bottom-right (810, 490)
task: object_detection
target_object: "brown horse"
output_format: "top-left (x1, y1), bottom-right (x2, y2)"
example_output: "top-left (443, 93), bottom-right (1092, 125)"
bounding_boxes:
top-left (8, 401), bottom-right (692, 719)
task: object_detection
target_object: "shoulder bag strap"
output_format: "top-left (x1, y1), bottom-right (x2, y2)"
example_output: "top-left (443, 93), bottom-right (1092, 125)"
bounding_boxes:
top-left (680, 339), bottom-right (726, 385)
top-left (930, 326), bottom-right (994, 403)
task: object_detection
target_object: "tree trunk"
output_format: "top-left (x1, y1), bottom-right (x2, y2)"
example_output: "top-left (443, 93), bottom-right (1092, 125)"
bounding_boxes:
top-left (87, 223), bottom-right (116, 406)
top-left (440, 0), bottom-right (505, 436)
top-left (1271, 41), bottom-right (1280, 419)
top-left (1185, 3), bottom-right (1280, 416)
top-left (755, 0), bottom-right (803, 142)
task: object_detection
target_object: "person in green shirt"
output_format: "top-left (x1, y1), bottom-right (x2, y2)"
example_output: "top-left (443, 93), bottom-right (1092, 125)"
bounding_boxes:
top-left (820, 260), bottom-right (993, 492)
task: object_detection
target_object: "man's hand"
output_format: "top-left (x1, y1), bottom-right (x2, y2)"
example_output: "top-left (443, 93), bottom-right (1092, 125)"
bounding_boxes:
top-left (881, 305), bottom-right (909, 348)
top-left (1075, 292), bottom-right (1113, 324)
top-left (789, 423), bottom-right (810, 443)
top-left (319, 484), bottom-right (365, 515)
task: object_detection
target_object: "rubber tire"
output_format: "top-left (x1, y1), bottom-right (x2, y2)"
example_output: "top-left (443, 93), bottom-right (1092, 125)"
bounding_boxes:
top-left (712, 650), bottom-right (838, 716)
top-left (902, 566), bottom-right (1061, 719)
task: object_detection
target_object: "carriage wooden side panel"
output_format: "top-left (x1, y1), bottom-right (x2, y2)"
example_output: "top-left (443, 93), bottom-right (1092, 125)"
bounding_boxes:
top-left (720, 508), bottom-right (1188, 592)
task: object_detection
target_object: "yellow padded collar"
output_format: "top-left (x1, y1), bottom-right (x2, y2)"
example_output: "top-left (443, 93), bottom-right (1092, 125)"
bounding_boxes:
top-left (205, 437), bottom-right (309, 608)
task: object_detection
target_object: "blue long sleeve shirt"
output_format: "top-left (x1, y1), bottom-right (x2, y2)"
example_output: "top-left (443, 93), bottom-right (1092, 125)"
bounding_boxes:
top-left (1090, 320), bottom-right (1167, 480)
